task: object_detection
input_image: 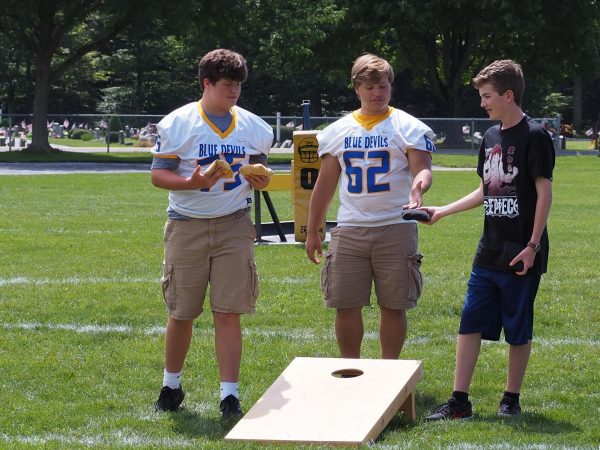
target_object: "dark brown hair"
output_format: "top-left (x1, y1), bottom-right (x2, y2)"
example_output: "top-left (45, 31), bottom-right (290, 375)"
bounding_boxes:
top-left (198, 49), bottom-right (247, 91)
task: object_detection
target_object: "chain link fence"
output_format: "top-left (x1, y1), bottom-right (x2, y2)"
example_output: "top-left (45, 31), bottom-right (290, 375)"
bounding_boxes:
top-left (0, 113), bottom-right (163, 151)
top-left (1, 112), bottom-right (566, 155)
top-left (262, 114), bottom-right (563, 155)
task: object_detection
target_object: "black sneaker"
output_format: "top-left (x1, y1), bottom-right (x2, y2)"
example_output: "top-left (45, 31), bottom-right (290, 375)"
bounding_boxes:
top-left (155, 386), bottom-right (185, 412)
top-left (498, 397), bottom-right (521, 417)
top-left (424, 397), bottom-right (473, 421)
top-left (220, 394), bottom-right (243, 419)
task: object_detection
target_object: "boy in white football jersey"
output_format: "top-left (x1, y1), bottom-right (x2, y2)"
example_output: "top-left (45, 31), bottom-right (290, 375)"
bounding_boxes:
top-left (306, 53), bottom-right (435, 359)
top-left (151, 49), bottom-right (273, 418)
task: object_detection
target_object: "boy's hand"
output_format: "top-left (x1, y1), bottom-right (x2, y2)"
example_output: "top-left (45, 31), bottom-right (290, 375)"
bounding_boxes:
top-left (511, 246), bottom-right (536, 276)
top-left (419, 206), bottom-right (444, 225)
top-left (187, 165), bottom-right (222, 189)
top-left (403, 181), bottom-right (423, 209)
top-left (245, 174), bottom-right (270, 190)
top-left (306, 233), bottom-right (323, 265)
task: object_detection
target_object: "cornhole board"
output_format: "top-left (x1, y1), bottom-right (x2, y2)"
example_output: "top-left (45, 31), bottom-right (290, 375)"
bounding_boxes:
top-left (225, 357), bottom-right (423, 446)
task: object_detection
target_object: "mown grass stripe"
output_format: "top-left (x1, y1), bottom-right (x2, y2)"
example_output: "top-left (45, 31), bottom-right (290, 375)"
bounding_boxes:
top-left (0, 276), bottom-right (159, 286)
top-left (0, 434), bottom-right (592, 449)
top-left (0, 276), bottom-right (313, 286)
top-left (0, 433), bottom-right (195, 448)
top-left (2, 322), bottom-right (598, 347)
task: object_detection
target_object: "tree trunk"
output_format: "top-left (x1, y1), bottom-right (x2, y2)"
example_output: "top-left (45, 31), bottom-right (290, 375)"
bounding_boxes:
top-left (27, 1), bottom-right (58, 153)
top-left (573, 74), bottom-right (582, 132)
top-left (310, 90), bottom-right (322, 117)
top-left (29, 64), bottom-right (53, 152)
top-left (135, 37), bottom-right (143, 114)
top-left (6, 82), bottom-right (16, 115)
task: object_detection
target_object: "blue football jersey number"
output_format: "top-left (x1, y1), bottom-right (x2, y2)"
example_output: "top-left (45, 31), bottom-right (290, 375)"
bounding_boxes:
top-left (343, 150), bottom-right (391, 194)
top-left (424, 135), bottom-right (436, 152)
top-left (196, 155), bottom-right (243, 191)
top-left (223, 154), bottom-right (243, 191)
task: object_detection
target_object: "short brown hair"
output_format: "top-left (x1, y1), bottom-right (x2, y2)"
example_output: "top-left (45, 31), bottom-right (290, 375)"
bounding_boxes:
top-left (198, 49), bottom-right (247, 91)
top-left (351, 53), bottom-right (394, 89)
top-left (472, 59), bottom-right (525, 106)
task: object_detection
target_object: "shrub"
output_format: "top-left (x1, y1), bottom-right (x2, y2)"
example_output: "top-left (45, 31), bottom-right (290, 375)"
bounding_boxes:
top-left (80, 132), bottom-right (93, 141)
top-left (107, 131), bottom-right (120, 143)
top-left (70, 128), bottom-right (89, 140)
top-left (109, 116), bottom-right (122, 132)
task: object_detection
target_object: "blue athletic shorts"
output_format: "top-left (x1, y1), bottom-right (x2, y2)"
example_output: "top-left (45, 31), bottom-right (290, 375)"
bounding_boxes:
top-left (459, 266), bottom-right (541, 345)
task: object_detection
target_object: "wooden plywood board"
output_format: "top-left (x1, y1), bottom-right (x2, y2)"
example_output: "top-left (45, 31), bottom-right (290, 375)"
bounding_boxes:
top-left (225, 357), bottom-right (423, 446)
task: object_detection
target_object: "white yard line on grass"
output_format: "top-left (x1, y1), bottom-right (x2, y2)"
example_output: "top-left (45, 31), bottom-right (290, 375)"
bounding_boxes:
top-left (0, 434), bottom-right (593, 449)
top-left (0, 276), bottom-right (159, 286)
top-left (0, 433), bottom-right (196, 448)
top-left (375, 445), bottom-right (590, 450)
top-left (2, 321), bottom-right (599, 347)
top-left (0, 275), bottom-right (312, 286)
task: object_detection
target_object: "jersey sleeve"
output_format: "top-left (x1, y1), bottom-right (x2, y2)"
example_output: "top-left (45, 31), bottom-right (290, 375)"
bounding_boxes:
top-left (527, 126), bottom-right (555, 181)
top-left (256, 118), bottom-right (274, 156)
top-left (316, 121), bottom-right (340, 157)
top-left (151, 112), bottom-right (189, 159)
top-left (403, 119), bottom-right (436, 153)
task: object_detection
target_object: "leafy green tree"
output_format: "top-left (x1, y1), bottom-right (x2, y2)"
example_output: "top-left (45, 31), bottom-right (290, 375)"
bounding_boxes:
top-left (220, 0), bottom-right (350, 116)
top-left (0, 0), bottom-right (216, 151)
top-left (0, 1), bottom-right (141, 151)
top-left (343, 0), bottom-right (600, 118)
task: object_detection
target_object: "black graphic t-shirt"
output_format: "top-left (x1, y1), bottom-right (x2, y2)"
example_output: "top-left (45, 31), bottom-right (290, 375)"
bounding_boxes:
top-left (474, 116), bottom-right (555, 274)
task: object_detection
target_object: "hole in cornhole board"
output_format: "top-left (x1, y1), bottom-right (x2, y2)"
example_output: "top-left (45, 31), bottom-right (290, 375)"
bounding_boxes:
top-left (331, 368), bottom-right (364, 378)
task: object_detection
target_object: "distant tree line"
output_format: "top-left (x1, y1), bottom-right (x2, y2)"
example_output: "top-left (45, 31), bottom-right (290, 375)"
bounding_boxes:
top-left (0, 0), bottom-right (598, 152)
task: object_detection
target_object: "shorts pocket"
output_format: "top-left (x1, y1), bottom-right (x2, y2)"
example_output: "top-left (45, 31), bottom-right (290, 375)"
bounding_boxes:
top-left (161, 263), bottom-right (176, 310)
top-left (320, 251), bottom-right (333, 300)
top-left (407, 253), bottom-right (423, 301)
top-left (248, 259), bottom-right (260, 303)
top-left (163, 220), bottom-right (175, 242)
top-left (247, 214), bottom-right (257, 241)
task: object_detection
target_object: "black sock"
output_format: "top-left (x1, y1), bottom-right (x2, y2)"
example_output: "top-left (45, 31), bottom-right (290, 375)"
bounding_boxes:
top-left (452, 391), bottom-right (469, 404)
top-left (503, 391), bottom-right (520, 402)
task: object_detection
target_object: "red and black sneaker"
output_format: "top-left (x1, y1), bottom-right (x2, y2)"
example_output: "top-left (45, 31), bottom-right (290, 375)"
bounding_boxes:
top-left (424, 397), bottom-right (473, 421)
top-left (498, 397), bottom-right (521, 417)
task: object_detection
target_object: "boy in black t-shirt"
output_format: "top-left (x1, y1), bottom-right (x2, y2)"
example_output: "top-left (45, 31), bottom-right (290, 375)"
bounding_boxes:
top-left (423, 60), bottom-right (555, 420)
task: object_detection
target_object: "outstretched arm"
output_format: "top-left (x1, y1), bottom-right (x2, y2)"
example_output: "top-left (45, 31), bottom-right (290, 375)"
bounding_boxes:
top-left (422, 181), bottom-right (484, 224)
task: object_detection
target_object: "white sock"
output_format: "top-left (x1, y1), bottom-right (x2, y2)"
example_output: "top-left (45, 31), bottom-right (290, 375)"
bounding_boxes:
top-left (163, 369), bottom-right (182, 389)
top-left (220, 382), bottom-right (239, 400)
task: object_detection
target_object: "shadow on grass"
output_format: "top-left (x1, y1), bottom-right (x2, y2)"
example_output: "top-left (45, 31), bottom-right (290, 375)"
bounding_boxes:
top-left (417, 393), bottom-right (579, 434)
top-left (367, 394), bottom-right (439, 445)
top-left (473, 411), bottom-right (581, 434)
top-left (170, 407), bottom-right (241, 441)
top-left (378, 393), bottom-right (580, 446)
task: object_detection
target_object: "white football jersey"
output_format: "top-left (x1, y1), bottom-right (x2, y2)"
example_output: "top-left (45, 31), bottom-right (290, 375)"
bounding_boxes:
top-left (317, 107), bottom-right (435, 227)
top-left (152, 101), bottom-right (273, 218)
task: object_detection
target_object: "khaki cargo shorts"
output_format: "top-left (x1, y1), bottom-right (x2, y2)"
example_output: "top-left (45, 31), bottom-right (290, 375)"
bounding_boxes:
top-left (320, 223), bottom-right (423, 310)
top-left (161, 208), bottom-right (259, 319)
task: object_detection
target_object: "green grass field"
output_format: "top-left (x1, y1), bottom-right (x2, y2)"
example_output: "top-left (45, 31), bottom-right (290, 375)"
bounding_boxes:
top-left (0, 157), bottom-right (598, 449)
top-left (48, 137), bottom-right (142, 148)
